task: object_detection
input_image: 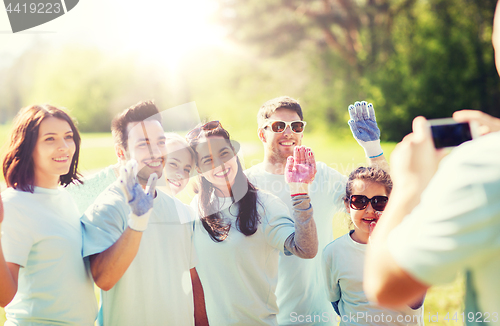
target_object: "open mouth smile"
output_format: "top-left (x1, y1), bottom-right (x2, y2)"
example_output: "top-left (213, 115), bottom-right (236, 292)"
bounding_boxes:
top-left (52, 156), bottom-right (69, 162)
top-left (145, 160), bottom-right (164, 168)
top-left (168, 179), bottom-right (181, 187)
top-left (214, 168), bottom-right (230, 177)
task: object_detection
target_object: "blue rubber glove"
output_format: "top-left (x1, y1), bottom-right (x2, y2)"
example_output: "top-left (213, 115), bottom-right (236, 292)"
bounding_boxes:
top-left (118, 160), bottom-right (158, 232)
top-left (348, 101), bottom-right (383, 158)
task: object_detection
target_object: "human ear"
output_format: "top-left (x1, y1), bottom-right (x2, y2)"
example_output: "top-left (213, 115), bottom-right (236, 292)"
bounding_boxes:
top-left (258, 128), bottom-right (266, 143)
top-left (115, 144), bottom-right (127, 162)
top-left (344, 200), bottom-right (350, 213)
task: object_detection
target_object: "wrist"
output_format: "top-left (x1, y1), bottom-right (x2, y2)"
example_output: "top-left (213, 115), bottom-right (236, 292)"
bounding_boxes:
top-left (127, 210), bottom-right (152, 232)
top-left (359, 139), bottom-right (383, 158)
top-left (289, 183), bottom-right (309, 195)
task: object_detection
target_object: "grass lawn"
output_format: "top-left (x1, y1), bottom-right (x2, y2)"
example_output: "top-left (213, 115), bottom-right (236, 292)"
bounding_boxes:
top-left (0, 130), bottom-right (465, 325)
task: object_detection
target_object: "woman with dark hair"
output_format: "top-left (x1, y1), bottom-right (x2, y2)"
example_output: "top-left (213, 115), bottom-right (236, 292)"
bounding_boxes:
top-left (0, 104), bottom-right (97, 325)
top-left (187, 121), bottom-right (318, 325)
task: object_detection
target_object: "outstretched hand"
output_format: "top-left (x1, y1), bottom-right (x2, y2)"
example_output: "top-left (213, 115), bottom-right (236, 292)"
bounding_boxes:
top-left (285, 146), bottom-right (317, 184)
top-left (348, 101), bottom-right (383, 158)
top-left (118, 160), bottom-right (158, 231)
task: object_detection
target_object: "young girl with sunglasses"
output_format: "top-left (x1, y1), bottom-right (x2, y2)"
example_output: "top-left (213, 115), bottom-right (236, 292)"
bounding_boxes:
top-left (322, 166), bottom-right (424, 325)
top-left (187, 121), bottom-right (318, 325)
top-left (0, 105), bottom-right (97, 325)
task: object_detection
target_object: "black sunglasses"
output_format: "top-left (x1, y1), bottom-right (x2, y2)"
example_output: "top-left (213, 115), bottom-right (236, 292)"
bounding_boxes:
top-left (263, 120), bottom-right (307, 133)
top-left (349, 195), bottom-right (388, 211)
top-left (186, 121), bottom-right (222, 140)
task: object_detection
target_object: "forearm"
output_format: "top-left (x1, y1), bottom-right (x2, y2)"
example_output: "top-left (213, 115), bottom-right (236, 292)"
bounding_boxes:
top-left (0, 244), bottom-right (19, 307)
top-left (368, 154), bottom-right (389, 172)
top-left (284, 195), bottom-right (318, 259)
top-left (89, 227), bottom-right (143, 291)
top-left (365, 189), bottom-right (427, 307)
top-left (191, 268), bottom-right (209, 326)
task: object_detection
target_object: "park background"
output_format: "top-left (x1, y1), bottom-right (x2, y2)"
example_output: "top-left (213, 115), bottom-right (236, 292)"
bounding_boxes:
top-left (1, 0), bottom-right (499, 324)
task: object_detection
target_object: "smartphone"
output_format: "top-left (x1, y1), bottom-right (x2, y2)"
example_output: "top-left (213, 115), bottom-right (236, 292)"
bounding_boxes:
top-left (427, 118), bottom-right (479, 149)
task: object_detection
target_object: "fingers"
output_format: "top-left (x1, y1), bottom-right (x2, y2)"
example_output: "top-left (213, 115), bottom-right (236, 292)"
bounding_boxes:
top-left (286, 156), bottom-right (294, 173)
top-left (360, 101), bottom-right (369, 120)
top-left (367, 103), bottom-right (376, 121)
top-left (453, 109), bottom-right (487, 123)
top-left (348, 104), bottom-right (356, 121)
top-left (354, 101), bottom-right (363, 120)
top-left (349, 101), bottom-right (375, 121)
top-left (145, 173), bottom-right (158, 197)
top-left (305, 148), bottom-right (316, 167)
top-left (347, 119), bottom-right (358, 133)
top-left (293, 146), bottom-right (306, 165)
top-left (369, 221), bottom-right (377, 236)
top-left (412, 116), bottom-right (431, 143)
top-left (453, 109), bottom-right (500, 135)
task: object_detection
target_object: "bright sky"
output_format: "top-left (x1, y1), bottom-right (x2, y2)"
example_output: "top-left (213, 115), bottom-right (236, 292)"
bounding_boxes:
top-left (0, 0), bottom-right (227, 70)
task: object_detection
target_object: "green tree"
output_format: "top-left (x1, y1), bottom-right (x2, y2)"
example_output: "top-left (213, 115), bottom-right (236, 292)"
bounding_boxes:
top-left (217, 0), bottom-right (500, 140)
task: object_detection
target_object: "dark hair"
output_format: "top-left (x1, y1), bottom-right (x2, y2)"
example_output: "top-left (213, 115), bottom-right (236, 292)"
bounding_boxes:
top-left (187, 124), bottom-right (260, 242)
top-left (2, 104), bottom-right (82, 192)
top-left (257, 96), bottom-right (304, 128)
top-left (111, 100), bottom-right (162, 150)
top-left (344, 166), bottom-right (393, 201)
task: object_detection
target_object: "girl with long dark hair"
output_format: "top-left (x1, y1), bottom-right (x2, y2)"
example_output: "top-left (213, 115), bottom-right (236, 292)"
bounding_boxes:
top-left (0, 104), bottom-right (97, 325)
top-left (187, 121), bottom-right (318, 325)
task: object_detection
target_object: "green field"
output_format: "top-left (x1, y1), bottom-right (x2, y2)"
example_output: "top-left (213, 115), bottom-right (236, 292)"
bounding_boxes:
top-left (0, 129), bottom-right (464, 325)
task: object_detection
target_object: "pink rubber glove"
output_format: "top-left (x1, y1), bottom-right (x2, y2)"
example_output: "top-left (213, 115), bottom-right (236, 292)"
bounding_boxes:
top-left (285, 146), bottom-right (317, 194)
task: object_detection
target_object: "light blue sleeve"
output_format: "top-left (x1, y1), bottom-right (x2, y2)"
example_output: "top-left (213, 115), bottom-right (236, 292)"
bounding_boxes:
top-left (1, 204), bottom-right (33, 267)
top-left (81, 186), bottom-right (129, 258)
top-left (322, 242), bottom-right (341, 303)
top-left (259, 192), bottom-right (295, 254)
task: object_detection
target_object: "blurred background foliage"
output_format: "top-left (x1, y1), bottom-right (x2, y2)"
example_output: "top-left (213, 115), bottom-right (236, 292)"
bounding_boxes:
top-left (0, 0), bottom-right (499, 142)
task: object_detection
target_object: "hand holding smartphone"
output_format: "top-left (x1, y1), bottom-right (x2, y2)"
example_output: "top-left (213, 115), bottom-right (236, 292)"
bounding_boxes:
top-left (427, 118), bottom-right (479, 149)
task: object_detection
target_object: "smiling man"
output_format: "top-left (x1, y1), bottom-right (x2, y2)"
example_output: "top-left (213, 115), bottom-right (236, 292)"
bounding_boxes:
top-left (245, 96), bottom-right (388, 326)
top-left (77, 101), bottom-right (207, 326)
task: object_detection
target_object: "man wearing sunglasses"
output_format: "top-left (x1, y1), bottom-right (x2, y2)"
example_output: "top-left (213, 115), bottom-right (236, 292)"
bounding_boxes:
top-left (245, 96), bottom-right (388, 326)
top-left (365, 3), bottom-right (500, 325)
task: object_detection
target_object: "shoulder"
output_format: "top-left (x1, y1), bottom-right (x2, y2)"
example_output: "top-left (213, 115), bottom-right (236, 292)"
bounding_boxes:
top-left (315, 161), bottom-right (345, 179)
top-left (256, 189), bottom-right (285, 207)
top-left (67, 165), bottom-right (116, 191)
top-left (88, 182), bottom-right (127, 215)
top-left (1, 188), bottom-right (26, 204)
top-left (1, 188), bottom-right (28, 217)
top-left (244, 163), bottom-right (265, 182)
top-left (323, 233), bottom-right (349, 255)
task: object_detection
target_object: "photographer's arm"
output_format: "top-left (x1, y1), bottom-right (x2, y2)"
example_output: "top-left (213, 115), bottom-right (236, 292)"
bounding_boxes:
top-left (365, 117), bottom-right (443, 308)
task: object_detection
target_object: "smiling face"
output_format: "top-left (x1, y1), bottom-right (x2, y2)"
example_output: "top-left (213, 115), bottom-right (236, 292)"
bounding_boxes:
top-left (125, 120), bottom-right (167, 187)
top-left (259, 108), bottom-right (304, 165)
top-left (195, 136), bottom-right (238, 197)
top-left (164, 141), bottom-right (194, 196)
top-left (32, 116), bottom-right (76, 189)
top-left (346, 179), bottom-right (388, 244)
